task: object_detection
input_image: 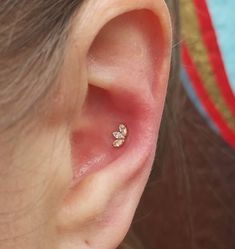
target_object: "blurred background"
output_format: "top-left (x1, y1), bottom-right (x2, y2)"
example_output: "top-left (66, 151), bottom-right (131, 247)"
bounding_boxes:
top-left (121, 1), bottom-right (235, 248)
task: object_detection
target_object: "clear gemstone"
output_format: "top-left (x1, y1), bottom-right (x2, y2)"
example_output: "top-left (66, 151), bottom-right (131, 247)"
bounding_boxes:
top-left (113, 131), bottom-right (125, 139)
top-left (119, 124), bottom-right (127, 137)
top-left (113, 139), bottom-right (125, 148)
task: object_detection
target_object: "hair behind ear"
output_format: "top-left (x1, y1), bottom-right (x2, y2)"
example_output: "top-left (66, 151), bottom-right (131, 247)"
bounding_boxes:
top-left (0, 0), bottom-right (85, 133)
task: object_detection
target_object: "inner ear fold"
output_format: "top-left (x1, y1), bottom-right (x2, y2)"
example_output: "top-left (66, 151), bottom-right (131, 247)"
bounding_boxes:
top-left (88, 9), bottom-right (167, 94)
top-left (71, 9), bottom-right (169, 183)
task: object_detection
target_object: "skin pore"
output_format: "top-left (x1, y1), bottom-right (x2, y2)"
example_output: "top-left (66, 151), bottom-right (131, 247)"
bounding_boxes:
top-left (0, 0), bottom-right (172, 248)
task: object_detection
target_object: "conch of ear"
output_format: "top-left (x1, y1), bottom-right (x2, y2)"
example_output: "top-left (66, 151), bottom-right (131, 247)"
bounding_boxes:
top-left (56, 1), bottom-right (172, 249)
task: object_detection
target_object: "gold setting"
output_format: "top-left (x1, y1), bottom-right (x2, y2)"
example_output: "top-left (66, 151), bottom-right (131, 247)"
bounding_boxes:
top-left (112, 124), bottom-right (128, 148)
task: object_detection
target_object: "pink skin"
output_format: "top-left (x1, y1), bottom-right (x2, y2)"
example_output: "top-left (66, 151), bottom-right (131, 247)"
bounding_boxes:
top-left (0, 1), bottom-right (172, 249)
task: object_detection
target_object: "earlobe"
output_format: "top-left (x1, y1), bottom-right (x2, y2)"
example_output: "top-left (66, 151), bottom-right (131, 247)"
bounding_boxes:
top-left (57, 1), bottom-right (172, 248)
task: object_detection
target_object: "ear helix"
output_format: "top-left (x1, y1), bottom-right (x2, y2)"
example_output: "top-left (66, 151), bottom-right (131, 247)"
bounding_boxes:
top-left (112, 124), bottom-right (128, 148)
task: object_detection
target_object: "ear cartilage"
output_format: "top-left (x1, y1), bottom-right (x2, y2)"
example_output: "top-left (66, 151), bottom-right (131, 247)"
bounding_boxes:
top-left (112, 124), bottom-right (128, 148)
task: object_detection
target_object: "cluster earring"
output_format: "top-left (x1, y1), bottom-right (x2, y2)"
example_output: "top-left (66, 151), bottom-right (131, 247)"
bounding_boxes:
top-left (112, 124), bottom-right (128, 148)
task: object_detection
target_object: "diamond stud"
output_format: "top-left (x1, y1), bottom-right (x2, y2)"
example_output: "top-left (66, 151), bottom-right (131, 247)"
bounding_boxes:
top-left (112, 123), bottom-right (128, 148)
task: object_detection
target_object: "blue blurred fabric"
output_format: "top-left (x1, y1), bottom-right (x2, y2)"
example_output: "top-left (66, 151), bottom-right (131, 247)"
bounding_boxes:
top-left (207, 0), bottom-right (235, 93)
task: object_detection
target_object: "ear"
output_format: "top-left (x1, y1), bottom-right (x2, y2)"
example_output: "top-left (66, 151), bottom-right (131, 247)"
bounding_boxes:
top-left (56, 1), bottom-right (172, 248)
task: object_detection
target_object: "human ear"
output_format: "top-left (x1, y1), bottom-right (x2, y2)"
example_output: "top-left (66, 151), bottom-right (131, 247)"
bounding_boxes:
top-left (56, 1), bottom-right (172, 248)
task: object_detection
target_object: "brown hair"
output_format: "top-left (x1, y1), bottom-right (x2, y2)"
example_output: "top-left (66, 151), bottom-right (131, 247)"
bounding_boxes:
top-left (121, 0), bottom-right (235, 248)
top-left (0, 0), bottom-right (85, 134)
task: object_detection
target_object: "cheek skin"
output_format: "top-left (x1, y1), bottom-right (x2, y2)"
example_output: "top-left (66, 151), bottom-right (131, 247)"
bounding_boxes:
top-left (0, 125), bottom-right (71, 249)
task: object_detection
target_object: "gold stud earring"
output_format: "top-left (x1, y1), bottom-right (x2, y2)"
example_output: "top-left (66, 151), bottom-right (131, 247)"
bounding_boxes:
top-left (112, 124), bottom-right (128, 148)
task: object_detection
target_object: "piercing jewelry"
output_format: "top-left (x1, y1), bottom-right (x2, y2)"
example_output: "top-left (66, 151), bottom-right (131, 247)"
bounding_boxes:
top-left (112, 124), bottom-right (128, 148)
